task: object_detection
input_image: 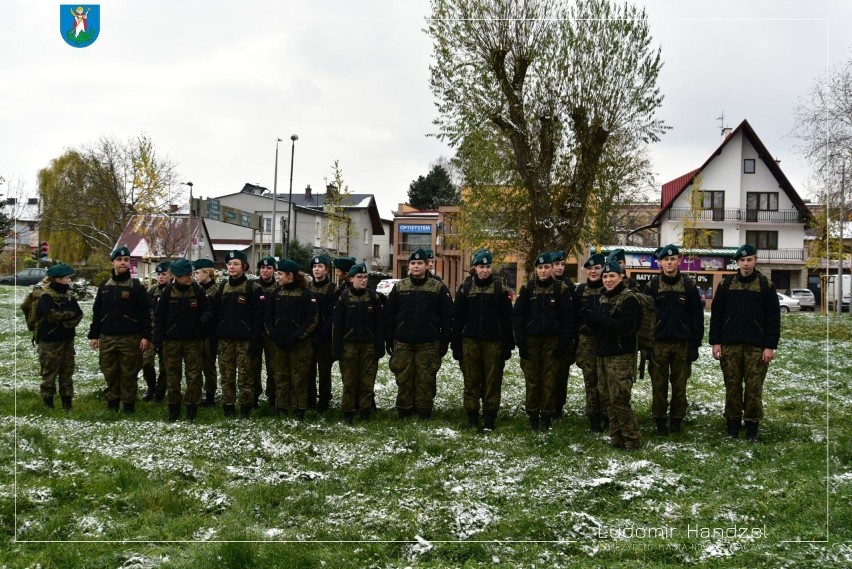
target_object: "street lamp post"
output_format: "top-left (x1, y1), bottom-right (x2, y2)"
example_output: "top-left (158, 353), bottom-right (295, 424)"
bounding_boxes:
top-left (271, 137), bottom-right (282, 258)
top-left (285, 134), bottom-right (298, 258)
top-left (185, 181), bottom-right (194, 260)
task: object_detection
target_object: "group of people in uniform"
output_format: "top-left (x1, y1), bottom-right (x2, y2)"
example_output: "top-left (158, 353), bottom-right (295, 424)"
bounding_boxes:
top-left (28, 240), bottom-right (780, 449)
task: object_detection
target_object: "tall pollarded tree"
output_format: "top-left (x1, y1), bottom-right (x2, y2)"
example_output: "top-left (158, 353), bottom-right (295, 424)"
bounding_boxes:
top-left (427, 0), bottom-right (666, 270)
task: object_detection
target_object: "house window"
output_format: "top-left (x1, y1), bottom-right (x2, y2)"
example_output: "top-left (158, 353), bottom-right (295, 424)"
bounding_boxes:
top-left (363, 228), bottom-right (368, 245)
top-left (684, 228), bottom-right (723, 248)
top-left (373, 244), bottom-right (380, 257)
top-left (746, 230), bottom-right (778, 250)
top-left (744, 159), bottom-right (756, 174)
top-left (746, 192), bottom-right (779, 222)
top-left (400, 233), bottom-right (431, 252)
top-left (264, 217), bottom-right (272, 233)
top-left (314, 219), bottom-right (321, 247)
top-left (700, 191), bottom-right (725, 221)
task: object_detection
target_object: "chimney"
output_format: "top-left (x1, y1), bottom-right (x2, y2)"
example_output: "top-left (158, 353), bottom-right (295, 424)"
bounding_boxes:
top-left (305, 184), bottom-right (312, 199)
top-left (721, 127), bottom-right (732, 140)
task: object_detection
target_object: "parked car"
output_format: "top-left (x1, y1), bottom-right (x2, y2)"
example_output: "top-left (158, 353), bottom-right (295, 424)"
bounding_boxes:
top-left (777, 293), bottom-right (801, 314)
top-left (789, 288), bottom-right (816, 311)
top-left (375, 278), bottom-right (401, 297)
top-left (0, 267), bottom-right (48, 286)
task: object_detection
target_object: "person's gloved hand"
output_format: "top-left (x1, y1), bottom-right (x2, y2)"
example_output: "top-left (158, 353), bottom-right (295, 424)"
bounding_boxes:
top-left (440, 341), bottom-right (449, 357)
top-left (501, 347), bottom-right (512, 361)
top-left (198, 312), bottom-right (212, 327)
top-left (518, 343), bottom-right (530, 360)
top-left (385, 340), bottom-right (395, 357)
top-left (689, 345), bottom-right (699, 362)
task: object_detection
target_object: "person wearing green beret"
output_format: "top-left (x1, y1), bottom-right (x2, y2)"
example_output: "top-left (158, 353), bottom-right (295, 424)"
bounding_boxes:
top-left (709, 244), bottom-right (780, 442)
top-left (34, 264), bottom-right (84, 410)
top-left (511, 252), bottom-right (575, 431)
top-left (194, 260), bottom-right (220, 407)
top-left (334, 257), bottom-right (356, 292)
top-left (306, 254), bottom-right (338, 412)
top-left (142, 260), bottom-right (173, 403)
top-left (606, 248), bottom-right (641, 292)
top-left (549, 250), bottom-right (577, 421)
top-left (212, 250), bottom-right (265, 418)
top-left (88, 247), bottom-right (152, 413)
top-left (644, 244), bottom-right (704, 436)
top-left (153, 259), bottom-right (212, 422)
top-left (573, 253), bottom-right (608, 432)
top-left (250, 256), bottom-right (279, 409)
top-left (384, 248), bottom-right (454, 420)
top-left (452, 249), bottom-right (514, 431)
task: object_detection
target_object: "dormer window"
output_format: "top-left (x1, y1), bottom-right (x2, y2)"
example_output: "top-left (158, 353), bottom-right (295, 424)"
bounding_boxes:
top-left (744, 159), bottom-right (756, 174)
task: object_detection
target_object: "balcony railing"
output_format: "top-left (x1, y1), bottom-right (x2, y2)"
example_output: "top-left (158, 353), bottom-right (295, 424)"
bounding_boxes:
top-left (667, 208), bottom-right (804, 223)
top-left (756, 248), bottom-right (804, 261)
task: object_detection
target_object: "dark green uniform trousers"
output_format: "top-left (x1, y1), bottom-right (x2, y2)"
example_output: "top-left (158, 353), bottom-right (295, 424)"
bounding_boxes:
top-left (598, 353), bottom-right (640, 449)
top-left (720, 343), bottom-right (768, 423)
top-left (38, 339), bottom-right (75, 399)
top-left (164, 339), bottom-right (204, 405)
top-left (389, 340), bottom-right (440, 413)
top-left (99, 334), bottom-right (144, 405)
top-left (273, 337), bottom-right (313, 412)
top-left (520, 335), bottom-right (558, 415)
top-left (460, 338), bottom-right (504, 414)
top-left (201, 337), bottom-right (217, 396)
top-left (339, 342), bottom-right (377, 413)
top-left (217, 338), bottom-right (254, 406)
top-left (308, 337), bottom-right (334, 407)
top-left (649, 340), bottom-right (691, 419)
top-left (576, 334), bottom-right (605, 418)
top-left (251, 334), bottom-right (276, 401)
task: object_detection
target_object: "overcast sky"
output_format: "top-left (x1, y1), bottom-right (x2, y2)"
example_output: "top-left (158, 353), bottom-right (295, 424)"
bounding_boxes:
top-left (3, 0), bottom-right (852, 219)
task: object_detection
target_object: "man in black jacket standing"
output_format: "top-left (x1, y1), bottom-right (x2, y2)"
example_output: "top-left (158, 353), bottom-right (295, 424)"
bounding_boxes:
top-left (644, 244), bottom-right (704, 435)
top-left (709, 244), bottom-right (780, 442)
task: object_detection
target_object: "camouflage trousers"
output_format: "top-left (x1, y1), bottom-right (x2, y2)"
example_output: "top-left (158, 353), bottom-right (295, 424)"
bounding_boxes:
top-left (720, 343), bottom-right (768, 423)
top-left (163, 339), bottom-right (204, 406)
top-left (272, 337), bottom-right (313, 411)
top-left (598, 353), bottom-right (640, 449)
top-left (553, 343), bottom-right (574, 414)
top-left (307, 337), bottom-right (334, 407)
top-left (648, 340), bottom-right (692, 419)
top-left (388, 340), bottom-right (440, 413)
top-left (460, 338), bottom-right (504, 414)
top-left (576, 334), bottom-right (606, 418)
top-left (339, 341), bottom-right (377, 413)
top-left (142, 339), bottom-right (167, 393)
top-left (38, 339), bottom-right (75, 399)
top-left (217, 338), bottom-right (254, 406)
top-left (251, 334), bottom-right (276, 401)
top-left (520, 335), bottom-right (558, 415)
top-left (201, 337), bottom-right (217, 395)
top-left (99, 334), bottom-right (144, 404)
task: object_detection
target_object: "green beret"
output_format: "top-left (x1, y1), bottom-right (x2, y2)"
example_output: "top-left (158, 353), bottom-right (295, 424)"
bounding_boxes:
top-left (424, 249), bottom-right (434, 260)
top-left (110, 246), bottom-right (131, 260)
top-left (276, 258), bottom-right (299, 273)
top-left (534, 252), bottom-right (553, 266)
top-left (733, 244), bottom-right (757, 260)
top-left (602, 260), bottom-right (623, 274)
top-left (169, 259), bottom-right (193, 277)
top-left (348, 262), bottom-right (367, 277)
top-left (655, 244), bottom-right (680, 260)
top-left (550, 250), bottom-right (566, 262)
top-left (155, 261), bottom-right (171, 274)
top-left (193, 258), bottom-right (214, 269)
top-left (225, 250), bottom-right (248, 263)
top-left (584, 253), bottom-right (606, 268)
top-left (310, 255), bottom-right (332, 268)
top-left (257, 256), bottom-right (276, 269)
top-left (408, 249), bottom-right (428, 262)
top-left (47, 263), bottom-right (74, 278)
top-left (472, 249), bottom-right (493, 266)
top-left (334, 257), bottom-right (356, 272)
top-left (606, 248), bottom-right (625, 263)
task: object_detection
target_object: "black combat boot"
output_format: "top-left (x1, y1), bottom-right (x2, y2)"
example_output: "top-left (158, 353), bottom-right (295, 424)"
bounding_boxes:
top-left (186, 405), bottom-right (198, 422)
top-left (483, 411), bottom-right (497, 432)
top-left (669, 418), bottom-right (682, 434)
top-left (61, 396), bottom-right (72, 411)
top-left (294, 409), bottom-right (305, 420)
top-left (167, 404), bottom-right (181, 422)
top-left (397, 408), bottom-right (413, 420)
top-left (466, 412), bottom-right (479, 430)
top-left (540, 413), bottom-right (552, 431)
top-left (276, 407), bottom-right (288, 417)
top-left (601, 415), bottom-right (609, 431)
top-left (343, 411), bottom-right (355, 425)
top-left (726, 419), bottom-right (741, 438)
top-left (529, 412), bottom-right (540, 431)
top-left (107, 399), bottom-right (120, 411)
top-left (154, 388), bottom-right (165, 404)
top-left (417, 408), bottom-right (432, 421)
top-left (655, 418), bottom-right (669, 436)
top-left (123, 401), bottom-right (135, 414)
top-left (744, 421), bottom-right (759, 443)
top-left (142, 367), bottom-right (157, 401)
top-left (317, 399), bottom-right (330, 413)
top-left (201, 391), bottom-right (215, 407)
top-left (43, 396), bottom-right (54, 409)
top-left (223, 404), bottom-right (235, 418)
top-left (589, 414), bottom-right (603, 433)
top-left (240, 404), bottom-right (252, 419)
top-left (360, 410), bottom-right (372, 422)
top-left (554, 407), bottom-right (564, 420)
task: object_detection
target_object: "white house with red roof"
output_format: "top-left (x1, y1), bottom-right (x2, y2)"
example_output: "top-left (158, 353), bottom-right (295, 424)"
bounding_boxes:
top-left (650, 119), bottom-right (811, 293)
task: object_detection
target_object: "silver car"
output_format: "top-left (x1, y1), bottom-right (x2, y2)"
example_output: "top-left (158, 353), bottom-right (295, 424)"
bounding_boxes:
top-left (789, 288), bottom-right (815, 311)
top-left (777, 293), bottom-right (801, 314)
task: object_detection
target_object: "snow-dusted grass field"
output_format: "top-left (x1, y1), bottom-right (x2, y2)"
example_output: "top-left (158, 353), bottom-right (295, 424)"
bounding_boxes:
top-left (1, 285), bottom-right (850, 568)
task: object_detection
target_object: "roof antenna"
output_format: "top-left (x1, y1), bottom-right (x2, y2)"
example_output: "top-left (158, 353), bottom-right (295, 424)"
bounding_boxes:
top-left (716, 112), bottom-right (730, 138)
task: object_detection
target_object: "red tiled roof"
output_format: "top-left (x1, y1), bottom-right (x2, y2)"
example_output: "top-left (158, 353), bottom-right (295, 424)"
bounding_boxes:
top-left (660, 168), bottom-right (700, 210)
